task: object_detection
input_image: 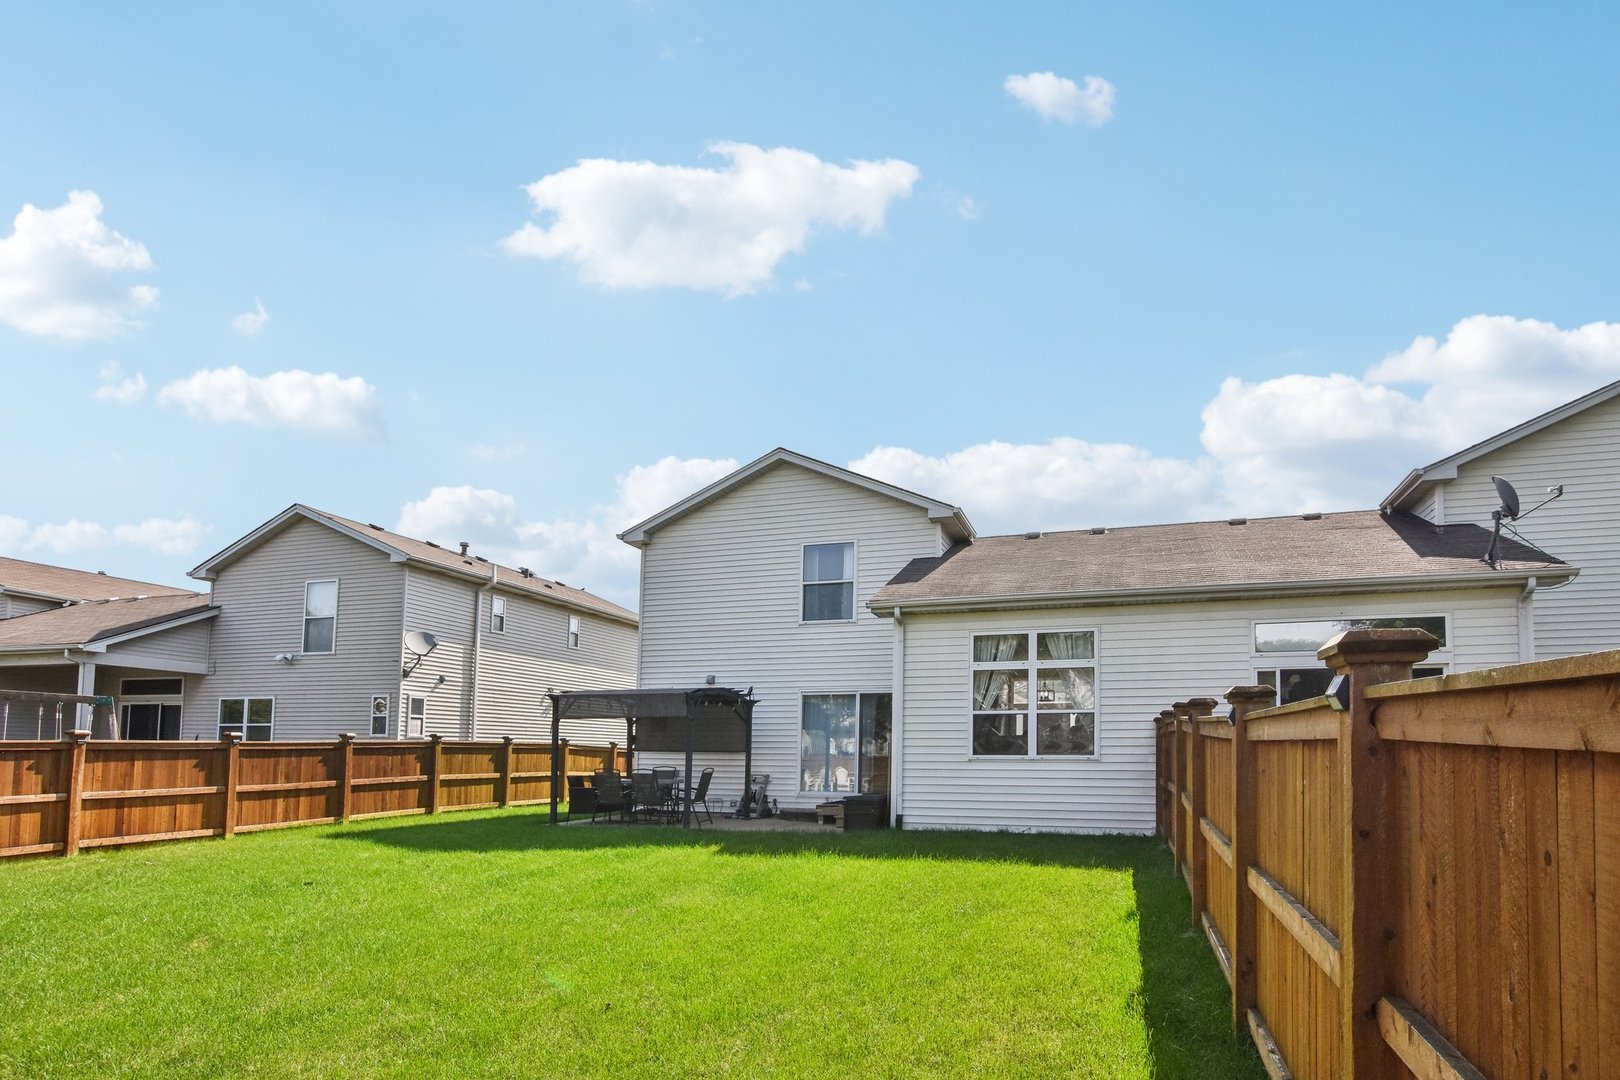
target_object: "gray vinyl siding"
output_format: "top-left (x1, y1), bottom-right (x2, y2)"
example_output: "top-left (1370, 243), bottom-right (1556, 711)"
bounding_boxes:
top-left (1, 595), bottom-right (60, 620)
top-left (184, 518), bottom-right (404, 740)
top-left (398, 567), bottom-right (476, 738)
top-left (898, 586), bottom-right (1526, 835)
top-left (1410, 486), bottom-right (1442, 523)
top-left (1434, 395), bottom-right (1620, 659)
top-left (99, 617), bottom-right (213, 672)
top-left (476, 589), bottom-right (636, 743)
top-left (637, 462), bottom-right (945, 811)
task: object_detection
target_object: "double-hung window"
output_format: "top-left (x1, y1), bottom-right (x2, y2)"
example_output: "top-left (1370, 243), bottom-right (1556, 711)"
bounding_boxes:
top-left (802, 542), bottom-right (855, 622)
top-left (302, 579), bottom-right (338, 654)
top-left (219, 698), bottom-right (274, 741)
top-left (567, 615), bottom-right (580, 649)
top-left (970, 630), bottom-right (1097, 757)
top-left (406, 696), bottom-right (426, 737)
top-left (491, 596), bottom-right (506, 633)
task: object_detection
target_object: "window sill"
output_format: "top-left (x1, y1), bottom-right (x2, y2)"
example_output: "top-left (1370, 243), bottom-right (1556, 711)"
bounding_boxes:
top-left (966, 755), bottom-right (1102, 763)
top-left (798, 618), bottom-right (859, 626)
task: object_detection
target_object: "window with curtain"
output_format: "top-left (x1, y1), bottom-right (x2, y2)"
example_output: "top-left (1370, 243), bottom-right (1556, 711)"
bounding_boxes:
top-left (802, 542), bottom-right (855, 621)
top-left (970, 630), bottom-right (1096, 757)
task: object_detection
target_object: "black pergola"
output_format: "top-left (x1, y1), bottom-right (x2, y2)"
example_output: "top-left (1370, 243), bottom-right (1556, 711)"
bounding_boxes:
top-left (546, 687), bottom-right (757, 828)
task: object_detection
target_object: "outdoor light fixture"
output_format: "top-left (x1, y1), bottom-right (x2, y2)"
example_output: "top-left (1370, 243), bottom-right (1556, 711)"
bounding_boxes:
top-left (1326, 674), bottom-right (1351, 712)
top-left (274, 652), bottom-right (297, 665)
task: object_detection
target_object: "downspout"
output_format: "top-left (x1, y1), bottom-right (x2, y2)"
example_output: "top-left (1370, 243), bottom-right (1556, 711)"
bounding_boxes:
top-left (1517, 575), bottom-right (1538, 663)
top-left (890, 607), bottom-right (905, 828)
top-left (469, 562), bottom-right (497, 739)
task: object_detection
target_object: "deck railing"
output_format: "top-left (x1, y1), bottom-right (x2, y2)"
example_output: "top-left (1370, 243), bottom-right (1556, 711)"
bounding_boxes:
top-left (1156, 627), bottom-right (1620, 1080)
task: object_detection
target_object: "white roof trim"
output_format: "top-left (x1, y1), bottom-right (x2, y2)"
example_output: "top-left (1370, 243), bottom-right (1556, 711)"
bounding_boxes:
top-left (189, 504), bottom-right (407, 580)
top-left (617, 447), bottom-right (976, 547)
top-left (1382, 379), bottom-right (1620, 511)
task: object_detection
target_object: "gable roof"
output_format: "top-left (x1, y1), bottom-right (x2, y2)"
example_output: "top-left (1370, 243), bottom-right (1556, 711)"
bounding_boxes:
top-left (870, 510), bottom-right (1573, 614)
top-left (1382, 379), bottom-right (1620, 512)
top-left (0, 593), bottom-right (216, 652)
top-left (0, 556), bottom-right (194, 605)
top-left (617, 447), bottom-right (975, 548)
top-left (189, 505), bottom-right (637, 626)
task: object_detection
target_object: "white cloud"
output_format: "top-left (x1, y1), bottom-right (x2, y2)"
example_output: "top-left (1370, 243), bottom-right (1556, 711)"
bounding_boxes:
top-left (0, 515), bottom-right (208, 558)
top-left (231, 297), bottom-right (269, 335)
top-left (1004, 72), bottom-right (1116, 126)
top-left (860, 315), bottom-right (1620, 530)
top-left (792, 278), bottom-right (813, 293)
top-left (93, 361), bottom-right (148, 405)
top-left (395, 456), bottom-right (738, 607)
top-left (955, 196), bottom-right (980, 221)
top-left (0, 190), bottom-right (158, 339)
top-left (502, 142), bottom-right (919, 296)
top-left (156, 366), bottom-right (379, 434)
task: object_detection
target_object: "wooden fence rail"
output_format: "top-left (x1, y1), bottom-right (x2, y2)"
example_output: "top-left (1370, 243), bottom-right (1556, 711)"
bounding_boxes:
top-left (1156, 628), bottom-right (1620, 1080)
top-left (0, 733), bottom-right (627, 859)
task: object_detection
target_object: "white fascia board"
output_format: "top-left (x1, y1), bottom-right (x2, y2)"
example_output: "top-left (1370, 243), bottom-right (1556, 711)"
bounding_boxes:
top-left (618, 447), bottom-right (974, 547)
top-left (189, 504), bottom-right (406, 581)
top-left (868, 566), bottom-right (1579, 617)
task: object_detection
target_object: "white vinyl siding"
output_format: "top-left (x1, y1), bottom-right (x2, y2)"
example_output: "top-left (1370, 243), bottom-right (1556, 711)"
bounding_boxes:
top-left (184, 518), bottom-right (404, 740)
top-left (1430, 394), bottom-right (1620, 659)
top-left (898, 586), bottom-right (1527, 835)
top-left (1410, 485), bottom-right (1443, 524)
top-left (637, 462), bottom-right (946, 811)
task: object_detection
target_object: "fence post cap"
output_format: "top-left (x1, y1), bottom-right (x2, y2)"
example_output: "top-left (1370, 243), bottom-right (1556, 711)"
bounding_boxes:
top-left (1185, 697), bottom-right (1219, 715)
top-left (1318, 627), bottom-right (1439, 669)
top-left (339, 732), bottom-right (357, 743)
top-left (1158, 709), bottom-right (1178, 721)
top-left (1171, 701), bottom-right (1192, 715)
top-left (1225, 685), bottom-right (1278, 704)
top-left (67, 729), bottom-right (92, 744)
top-left (502, 734), bottom-right (515, 744)
top-left (224, 731), bottom-right (245, 744)
top-left (429, 733), bottom-right (444, 744)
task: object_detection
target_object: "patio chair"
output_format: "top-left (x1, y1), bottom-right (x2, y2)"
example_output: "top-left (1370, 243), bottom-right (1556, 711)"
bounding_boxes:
top-left (630, 771), bottom-right (670, 824)
top-left (566, 775), bottom-right (596, 821)
top-left (651, 765), bottom-right (677, 800)
top-left (677, 766), bottom-right (716, 824)
top-left (591, 771), bottom-right (628, 823)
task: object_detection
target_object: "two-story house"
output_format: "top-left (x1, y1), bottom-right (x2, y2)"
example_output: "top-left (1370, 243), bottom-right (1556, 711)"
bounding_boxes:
top-left (1381, 378), bottom-right (1620, 660)
top-left (623, 448), bottom-right (1571, 832)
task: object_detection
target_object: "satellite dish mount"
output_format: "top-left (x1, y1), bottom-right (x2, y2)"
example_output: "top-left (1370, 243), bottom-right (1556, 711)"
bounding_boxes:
top-left (1483, 475), bottom-right (1563, 568)
top-left (402, 630), bottom-right (440, 677)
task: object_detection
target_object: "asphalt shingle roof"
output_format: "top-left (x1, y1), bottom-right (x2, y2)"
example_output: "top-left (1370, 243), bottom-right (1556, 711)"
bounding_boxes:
top-left (0, 594), bottom-right (215, 650)
top-left (0, 557), bottom-right (194, 603)
top-left (871, 510), bottom-right (1568, 609)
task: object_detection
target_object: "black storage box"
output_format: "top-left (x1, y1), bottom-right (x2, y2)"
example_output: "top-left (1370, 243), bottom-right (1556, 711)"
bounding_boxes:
top-left (841, 793), bottom-right (890, 830)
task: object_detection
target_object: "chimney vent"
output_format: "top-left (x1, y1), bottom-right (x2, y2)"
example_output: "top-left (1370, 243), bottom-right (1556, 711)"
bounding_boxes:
top-left (1023, 531), bottom-right (1042, 540)
top-left (1227, 518), bottom-right (1248, 526)
top-left (1089, 527), bottom-right (1107, 535)
top-left (458, 541), bottom-right (470, 556)
top-left (1300, 512), bottom-right (1323, 521)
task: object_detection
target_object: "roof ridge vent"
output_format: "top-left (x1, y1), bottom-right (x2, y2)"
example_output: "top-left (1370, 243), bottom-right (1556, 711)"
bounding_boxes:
top-left (425, 540), bottom-right (440, 548)
top-left (1300, 512), bottom-right (1323, 521)
top-left (368, 522), bottom-right (384, 531)
top-left (1227, 517), bottom-right (1248, 526)
top-left (1088, 527), bottom-right (1107, 535)
top-left (1023, 531), bottom-right (1042, 540)
top-left (474, 555), bottom-right (489, 563)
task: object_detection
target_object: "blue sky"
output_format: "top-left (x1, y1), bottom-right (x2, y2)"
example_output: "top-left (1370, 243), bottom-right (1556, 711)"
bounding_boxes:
top-left (4, 3), bottom-right (1619, 606)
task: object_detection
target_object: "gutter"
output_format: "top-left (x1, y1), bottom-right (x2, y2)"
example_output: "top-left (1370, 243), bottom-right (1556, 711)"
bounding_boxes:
top-left (869, 566), bottom-right (1579, 618)
top-left (468, 562), bottom-right (497, 738)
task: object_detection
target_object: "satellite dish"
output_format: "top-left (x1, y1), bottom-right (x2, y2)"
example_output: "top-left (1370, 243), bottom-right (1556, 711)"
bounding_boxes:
top-left (1491, 475), bottom-right (1521, 520)
top-left (402, 631), bottom-right (440, 677)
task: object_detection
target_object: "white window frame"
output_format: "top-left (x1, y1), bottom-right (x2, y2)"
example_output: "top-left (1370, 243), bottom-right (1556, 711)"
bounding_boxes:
top-left (967, 628), bottom-right (1100, 760)
top-left (798, 690), bottom-right (892, 794)
top-left (406, 695), bottom-right (426, 738)
top-left (800, 540), bottom-right (857, 624)
top-left (566, 614), bottom-right (581, 649)
top-left (370, 694), bottom-right (390, 738)
top-left (119, 678), bottom-right (185, 740)
top-left (491, 595), bottom-right (506, 634)
top-left (217, 696), bottom-right (275, 741)
top-left (1249, 613), bottom-right (1452, 707)
top-left (302, 578), bottom-right (339, 655)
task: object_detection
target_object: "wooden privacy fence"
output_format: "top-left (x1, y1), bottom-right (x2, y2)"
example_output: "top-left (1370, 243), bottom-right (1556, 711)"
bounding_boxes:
top-left (0, 734), bottom-right (627, 859)
top-left (1155, 628), bottom-right (1620, 1080)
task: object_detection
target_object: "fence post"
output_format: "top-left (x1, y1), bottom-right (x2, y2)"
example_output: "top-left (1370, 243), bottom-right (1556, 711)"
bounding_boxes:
top-left (428, 734), bottom-right (443, 814)
top-left (1161, 710), bottom-right (1181, 865)
top-left (338, 733), bottom-right (356, 822)
top-left (500, 736), bottom-right (515, 808)
top-left (608, 740), bottom-right (619, 773)
top-left (222, 731), bottom-right (244, 837)
top-left (1318, 627), bottom-right (1437, 1080)
top-left (1184, 698), bottom-right (1217, 925)
top-left (62, 729), bottom-right (91, 857)
top-left (1225, 684), bottom-right (1276, 1033)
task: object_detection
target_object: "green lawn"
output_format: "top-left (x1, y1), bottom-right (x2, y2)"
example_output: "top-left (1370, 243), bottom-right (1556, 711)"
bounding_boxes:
top-left (0, 810), bottom-right (1260, 1079)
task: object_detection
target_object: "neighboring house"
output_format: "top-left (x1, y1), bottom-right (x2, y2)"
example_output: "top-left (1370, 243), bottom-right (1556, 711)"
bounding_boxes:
top-left (1382, 379), bottom-right (1620, 659)
top-left (185, 506), bottom-right (638, 743)
top-left (0, 558), bottom-right (211, 738)
top-left (622, 448), bottom-right (1572, 832)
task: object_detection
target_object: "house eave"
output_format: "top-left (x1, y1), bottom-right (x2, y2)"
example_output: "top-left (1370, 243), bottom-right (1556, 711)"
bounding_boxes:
top-left (869, 566), bottom-right (1577, 617)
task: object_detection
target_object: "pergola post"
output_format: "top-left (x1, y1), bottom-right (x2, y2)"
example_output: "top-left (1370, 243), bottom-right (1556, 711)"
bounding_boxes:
top-left (682, 695), bottom-right (696, 829)
top-left (547, 693), bottom-right (561, 826)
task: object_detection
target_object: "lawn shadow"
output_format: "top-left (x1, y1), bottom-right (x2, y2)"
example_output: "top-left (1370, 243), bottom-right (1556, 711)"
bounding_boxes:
top-left (326, 809), bottom-right (1263, 1077)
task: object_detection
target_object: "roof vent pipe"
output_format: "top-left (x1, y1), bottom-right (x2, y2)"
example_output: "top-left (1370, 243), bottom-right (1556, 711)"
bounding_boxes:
top-left (458, 542), bottom-right (470, 556)
top-left (1227, 518), bottom-right (1248, 526)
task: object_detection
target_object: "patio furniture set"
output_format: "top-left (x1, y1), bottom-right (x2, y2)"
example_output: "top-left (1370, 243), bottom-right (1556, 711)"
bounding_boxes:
top-left (565, 767), bottom-right (716, 825)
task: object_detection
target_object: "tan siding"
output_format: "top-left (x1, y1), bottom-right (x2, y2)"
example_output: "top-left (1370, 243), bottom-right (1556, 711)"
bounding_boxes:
top-left (637, 462), bottom-right (943, 810)
top-left (184, 518), bottom-right (404, 740)
top-left (1436, 395), bottom-right (1620, 658)
top-left (898, 587), bottom-right (1525, 834)
top-left (99, 617), bottom-right (213, 671)
top-left (2, 595), bottom-right (61, 620)
top-left (399, 567), bottom-right (476, 738)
